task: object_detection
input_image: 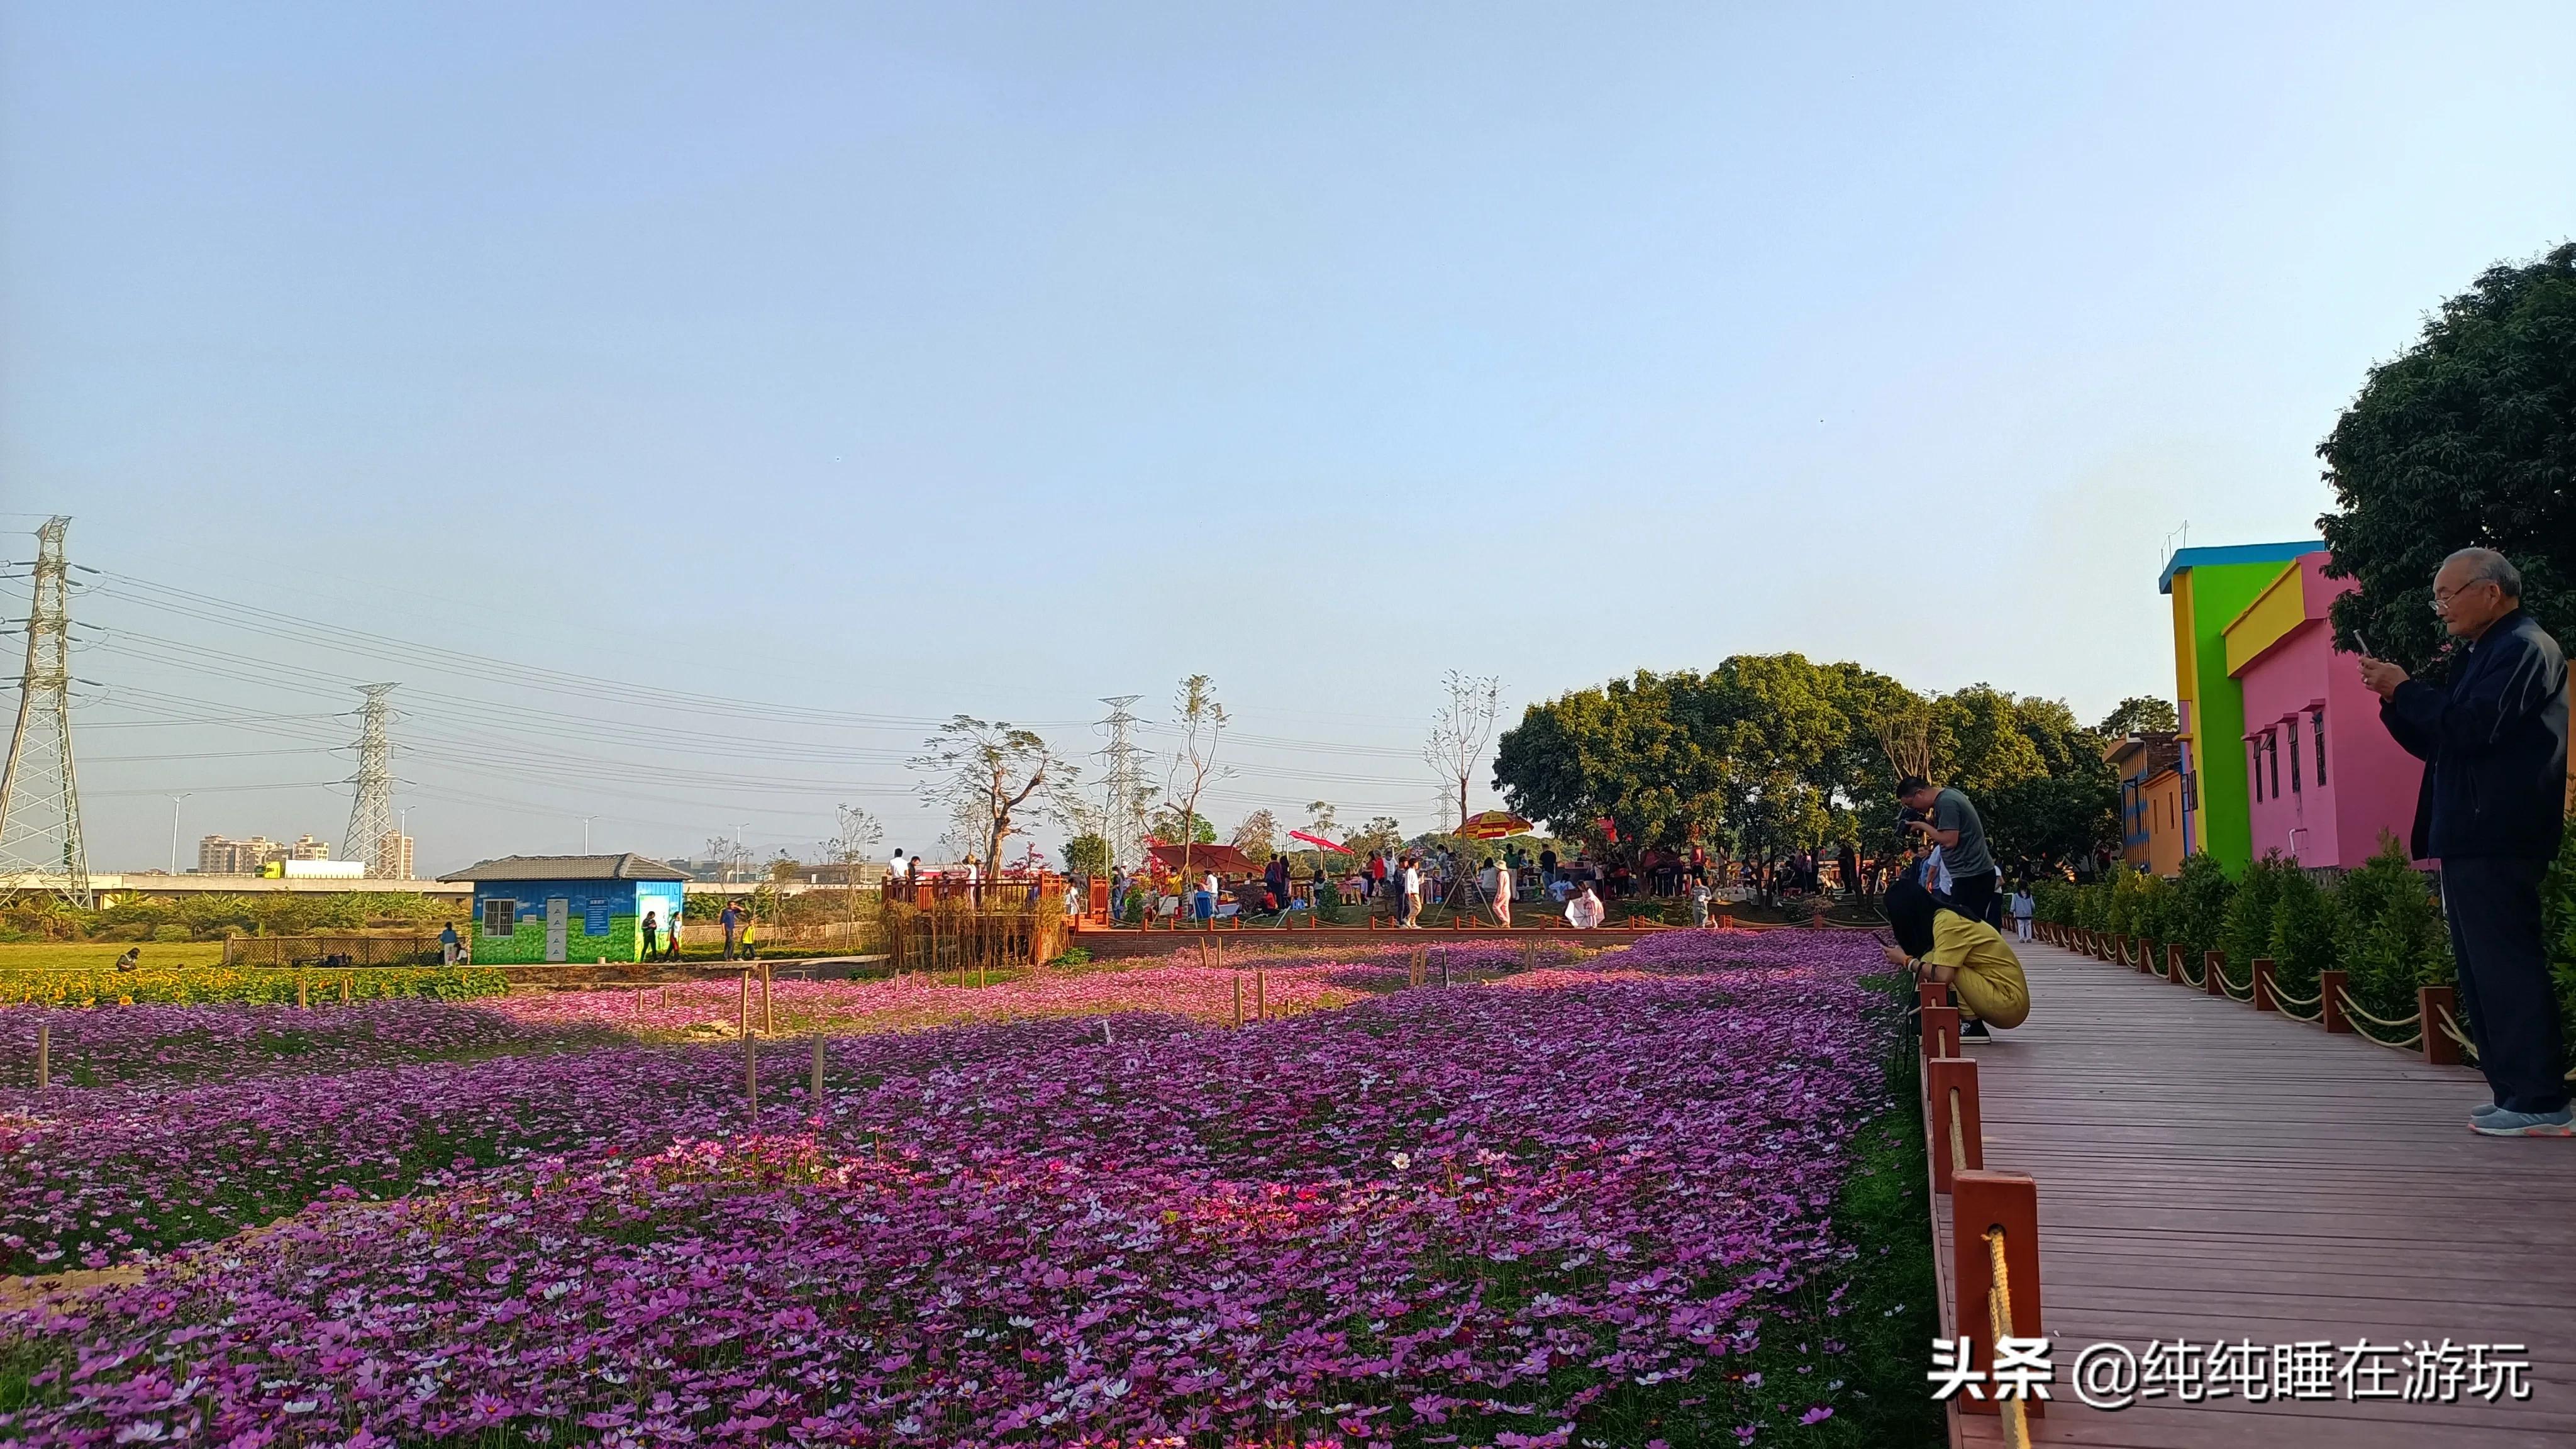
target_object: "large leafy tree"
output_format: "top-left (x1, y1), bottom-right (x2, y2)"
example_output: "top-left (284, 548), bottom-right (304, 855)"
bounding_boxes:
top-left (1496, 657), bottom-right (2114, 874)
top-left (2319, 243), bottom-right (2575, 672)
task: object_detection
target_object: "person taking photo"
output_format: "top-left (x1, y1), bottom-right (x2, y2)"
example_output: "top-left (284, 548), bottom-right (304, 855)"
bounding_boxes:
top-left (1897, 774), bottom-right (2000, 926)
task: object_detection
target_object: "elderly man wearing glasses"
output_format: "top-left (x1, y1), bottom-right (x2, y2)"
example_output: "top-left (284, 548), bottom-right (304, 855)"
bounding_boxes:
top-left (2360, 548), bottom-right (2570, 1136)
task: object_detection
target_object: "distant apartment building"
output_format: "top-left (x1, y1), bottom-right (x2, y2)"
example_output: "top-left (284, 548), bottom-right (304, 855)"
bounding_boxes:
top-left (197, 835), bottom-right (282, 874)
top-left (370, 831), bottom-right (416, 880)
top-left (287, 834), bottom-right (332, 860)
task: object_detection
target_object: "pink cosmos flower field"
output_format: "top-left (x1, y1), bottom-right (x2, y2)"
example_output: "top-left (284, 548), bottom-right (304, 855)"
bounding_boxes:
top-left (0, 931), bottom-right (1907, 1448)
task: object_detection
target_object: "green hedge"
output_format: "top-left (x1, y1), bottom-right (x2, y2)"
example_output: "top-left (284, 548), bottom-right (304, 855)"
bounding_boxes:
top-left (0, 963), bottom-right (509, 1008)
top-left (2035, 841), bottom-right (2453, 1024)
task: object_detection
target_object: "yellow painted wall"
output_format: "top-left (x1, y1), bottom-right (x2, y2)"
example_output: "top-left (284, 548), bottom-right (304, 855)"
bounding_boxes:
top-left (2221, 563), bottom-right (2311, 676)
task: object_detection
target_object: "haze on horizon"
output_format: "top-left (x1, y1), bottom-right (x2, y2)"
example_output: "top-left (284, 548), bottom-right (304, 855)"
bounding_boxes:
top-left (4, 2), bottom-right (2572, 874)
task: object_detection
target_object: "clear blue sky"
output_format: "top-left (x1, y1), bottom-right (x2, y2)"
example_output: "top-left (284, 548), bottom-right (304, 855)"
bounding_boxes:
top-left (6, 3), bottom-right (2572, 872)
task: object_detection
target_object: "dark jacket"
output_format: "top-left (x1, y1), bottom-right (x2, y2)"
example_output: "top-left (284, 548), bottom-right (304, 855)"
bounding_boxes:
top-left (2380, 609), bottom-right (2568, 861)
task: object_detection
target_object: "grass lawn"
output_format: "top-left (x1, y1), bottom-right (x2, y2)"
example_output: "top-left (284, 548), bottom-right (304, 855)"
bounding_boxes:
top-left (0, 940), bottom-right (226, 970)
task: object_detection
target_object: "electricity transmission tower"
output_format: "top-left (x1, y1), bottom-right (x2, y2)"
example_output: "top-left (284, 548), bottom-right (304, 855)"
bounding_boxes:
top-left (0, 516), bottom-right (91, 908)
top-left (344, 683), bottom-right (399, 877)
top-left (1094, 694), bottom-right (1151, 870)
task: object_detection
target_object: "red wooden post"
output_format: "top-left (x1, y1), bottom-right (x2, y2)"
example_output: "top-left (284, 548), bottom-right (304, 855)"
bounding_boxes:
top-left (2251, 956), bottom-right (2277, 1013)
top-left (1951, 1171), bottom-right (2046, 1419)
top-left (2204, 950), bottom-right (2228, 997)
top-left (2318, 969), bottom-right (2351, 1034)
top-left (1926, 1055), bottom-right (1984, 1194)
top-left (2139, 937), bottom-right (2159, 974)
top-left (2165, 943), bottom-right (2185, 984)
top-left (1918, 980), bottom-right (1951, 1013)
top-left (1921, 1004), bottom-right (1959, 1060)
top-left (1087, 877), bottom-right (1110, 921)
top-left (2419, 984), bottom-right (2463, 1065)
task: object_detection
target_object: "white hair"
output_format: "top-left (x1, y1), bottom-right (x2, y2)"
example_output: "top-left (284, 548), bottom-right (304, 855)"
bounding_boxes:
top-left (2442, 547), bottom-right (2523, 599)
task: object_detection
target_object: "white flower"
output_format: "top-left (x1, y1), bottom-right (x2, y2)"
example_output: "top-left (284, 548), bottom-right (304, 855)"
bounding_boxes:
top-left (1389, 1152), bottom-right (1412, 1170)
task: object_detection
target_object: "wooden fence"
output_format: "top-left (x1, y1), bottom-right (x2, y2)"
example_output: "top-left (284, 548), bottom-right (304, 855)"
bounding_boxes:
top-left (221, 934), bottom-right (443, 968)
top-left (880, 885), bottom-right (1069, 974)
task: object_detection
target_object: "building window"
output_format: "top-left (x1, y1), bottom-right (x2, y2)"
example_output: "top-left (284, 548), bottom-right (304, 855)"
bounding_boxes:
top-left (2268, 733), bottom-right (2280, 799)
top-left (2251, 740), bottom-right (2265, 802)
top-left (2288, 718), bottom-right (2301, 794)
top-left (2312, 708), bottom-right (2327, 786)
top-left (481, 898), bottom-right (516, 937)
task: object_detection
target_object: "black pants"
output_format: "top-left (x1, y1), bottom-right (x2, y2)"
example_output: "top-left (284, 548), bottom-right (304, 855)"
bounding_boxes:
top-left (2441, 857), bottom-right (2568, 1114)
top-left (1945, 869), bottom-right (2001, 928)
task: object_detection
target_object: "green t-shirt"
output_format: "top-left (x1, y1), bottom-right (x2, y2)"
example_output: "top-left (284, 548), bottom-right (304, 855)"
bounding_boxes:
top-left (1934, 787), bottom-right (1992, 878)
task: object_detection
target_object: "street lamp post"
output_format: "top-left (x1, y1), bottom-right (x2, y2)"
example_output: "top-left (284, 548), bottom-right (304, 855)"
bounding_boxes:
top-left (582, 816), bottom-right (596, 855)
top-left (168, 793), bottom-right (194, 875)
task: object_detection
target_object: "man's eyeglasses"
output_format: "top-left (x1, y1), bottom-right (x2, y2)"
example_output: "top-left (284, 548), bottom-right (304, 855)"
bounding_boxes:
top-left (2430, 580), bottom-right (2495, 613)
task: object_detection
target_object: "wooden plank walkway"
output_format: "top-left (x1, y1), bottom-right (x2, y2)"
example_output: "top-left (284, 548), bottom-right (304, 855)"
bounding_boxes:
top-left (1938, 939), bottom-right (2576, 1448)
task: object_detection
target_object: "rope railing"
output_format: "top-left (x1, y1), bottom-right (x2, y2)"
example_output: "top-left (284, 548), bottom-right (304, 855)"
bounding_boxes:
top-left (2267, 980), bottom-right (2322, 1009)
top-left (2433, 1004), bottom-right (2479, 1060)
top-left (1985, 1226), bottom-right (2033, 1449)
top-left (2177, 953), bottom-right (2205, 989)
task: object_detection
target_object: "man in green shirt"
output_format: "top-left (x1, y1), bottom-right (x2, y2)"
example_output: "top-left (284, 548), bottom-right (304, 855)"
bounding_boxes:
top-left (1898, 775), bottom-right (1998, 926)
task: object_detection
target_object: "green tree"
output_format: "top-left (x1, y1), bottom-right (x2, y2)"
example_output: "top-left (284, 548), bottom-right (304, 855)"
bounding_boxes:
top-left (2318, 243), bottom-right (2575, 674)
top-left (2096, 697), bottom-right (2179, 738)
top-left (1061, 833), bottom-right (1111, 879)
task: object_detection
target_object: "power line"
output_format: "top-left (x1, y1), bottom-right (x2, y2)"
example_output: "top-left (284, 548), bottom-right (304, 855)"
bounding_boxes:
top-left (345, 683), bottom-right (399, 878)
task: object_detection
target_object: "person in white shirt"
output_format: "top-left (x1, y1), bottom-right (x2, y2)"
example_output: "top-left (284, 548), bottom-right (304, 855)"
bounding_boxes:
top-left (1484, 857), bottom-right (1513, 927)
top-left (2009, 886), bottom-right (2036, 943)
top-left (1565, 883), bottom-right (1605, 930)
top-left (1401, 857), bottom-right (1423, 928)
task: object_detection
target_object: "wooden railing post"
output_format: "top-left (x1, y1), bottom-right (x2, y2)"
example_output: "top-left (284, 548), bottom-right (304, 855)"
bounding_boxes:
top-left (2204, 949), bottom-right (2228, 997)
top-left (1952, 1171), bottom-right (2046, 1419)
top-left (1926, 1055), bottom-right (1984, 1194)
top-left (2318, 969), bottom-right (2351, 1034)
top-left (2251, 956), bottom-right (2277, 1013)
top-left (2165, 943), bottom-right (2185, 984)
top-left (1918, 980), bottom-right (1951, 1014)
top-left (2419, 985), bottom-right (2463, 1065)
top-left (1921, 1004), bottom-right (1960, 1060)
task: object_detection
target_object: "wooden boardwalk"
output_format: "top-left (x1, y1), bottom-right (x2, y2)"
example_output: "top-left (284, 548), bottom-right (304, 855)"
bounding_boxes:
top-left (1937, 939), bottom-right (2576, 1448)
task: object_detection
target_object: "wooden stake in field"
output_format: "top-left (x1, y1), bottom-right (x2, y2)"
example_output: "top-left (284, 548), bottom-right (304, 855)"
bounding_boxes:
top-left (1232, 974), bottom-right (1243, 1029)
top-left (296, 975), bottom-right (308, 1011)
top-left (340, 975), bottom-right (352, 1006)
top-left (1254, 965), bottom-right (1265, 1021)
top-left (809, 1034), bottom-right (826, 1113)
top-left (658, 985), bottom-right (669, 1009)
top-left (33, 1023), bottom-right (46, 1091)
top-left (761, 963), bottom-right (774, 1035)
top-left (738, 971), bottom-right (751, 1038)
top-left (745, 1029), bottom-right (759, 1118)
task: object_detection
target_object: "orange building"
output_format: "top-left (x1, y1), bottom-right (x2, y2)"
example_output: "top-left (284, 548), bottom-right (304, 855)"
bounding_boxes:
top-left (2103, 732), bottom-right (2186, 877)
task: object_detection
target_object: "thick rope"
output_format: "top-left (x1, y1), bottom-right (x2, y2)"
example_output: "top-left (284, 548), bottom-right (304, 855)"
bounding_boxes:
top-left (2333, 987), bottom-right (2424, 1033)
top-left (2268, 981), bottom-right (2323, 1009)
top-left (1948, 1087), bottom-right (1967, 1179)
top-left (2179, 955), bottom-right (2205, 988)
top-left (2272, 994), bottom-right (2322, 1022)
top-left (1985, 1227), bottom-right (2032, 1449)
top-left (2433, 1005), bottom-right (2478, 1059)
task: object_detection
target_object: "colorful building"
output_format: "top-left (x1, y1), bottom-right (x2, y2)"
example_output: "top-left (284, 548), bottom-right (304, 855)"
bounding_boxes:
top-left (2219, 553), bottom-right (2424, 869)
top-left (2160, 541), bottom-right (2329, 873)
top-left (441, 853), bottom-right (687, 963)
top-left (2102, 731), bottom-right (2185, 875)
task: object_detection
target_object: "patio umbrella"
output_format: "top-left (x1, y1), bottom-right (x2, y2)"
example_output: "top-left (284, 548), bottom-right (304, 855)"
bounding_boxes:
top-left (1461, 810), bottom-right (1535, 841)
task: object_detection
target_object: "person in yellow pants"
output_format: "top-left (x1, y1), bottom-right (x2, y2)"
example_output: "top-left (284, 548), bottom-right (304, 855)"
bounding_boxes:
top-left (1881, 872), bottom-right (2028, 1039)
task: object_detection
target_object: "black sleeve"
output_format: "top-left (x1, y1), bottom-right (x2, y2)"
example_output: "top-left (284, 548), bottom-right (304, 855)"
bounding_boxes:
top-left (2385, 631), bottom-right (2555, 758)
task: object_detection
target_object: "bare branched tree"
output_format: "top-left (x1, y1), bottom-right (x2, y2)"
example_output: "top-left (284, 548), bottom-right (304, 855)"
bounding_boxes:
top-left (1423, 671), bottom-right (1504, 836)
top-left (1874, 704), bottom-right (1934, 783)
top-left (1162, 675), bottom-right (1230, 885)
top-left (909, 715), bottom-right (1075, 877)
top-left (825, 803), bottom-right (883, 930)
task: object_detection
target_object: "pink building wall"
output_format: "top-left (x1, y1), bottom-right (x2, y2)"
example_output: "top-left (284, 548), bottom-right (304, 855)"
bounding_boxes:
top-left (2233, 555), bottom-right (2423, 870)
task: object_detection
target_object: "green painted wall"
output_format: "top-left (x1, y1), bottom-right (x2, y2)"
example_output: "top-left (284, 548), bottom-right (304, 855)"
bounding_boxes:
top-left (472, 913), bottom-right (638, 965)
top-left (2179, 561), bottom-right (2297, 873)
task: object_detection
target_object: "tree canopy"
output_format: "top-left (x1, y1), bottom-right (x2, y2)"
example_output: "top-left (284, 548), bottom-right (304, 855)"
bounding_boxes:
top-left (2319, 243), bottom-right (2575, 672)
top-left (1493, 653), bottom-right (2118, 870)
